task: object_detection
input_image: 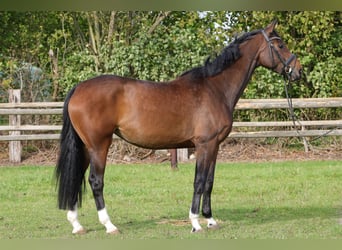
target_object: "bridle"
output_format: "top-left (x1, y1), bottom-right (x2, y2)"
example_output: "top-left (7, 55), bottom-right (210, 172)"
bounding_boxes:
top-left (261, 29), bottom-right (299, 134)
top-left (261, 30), bottom-right (297, 80)
top-left (261, 29), bottom-right (312, 147)
top-left (261, 29), bottom-right (297, 126)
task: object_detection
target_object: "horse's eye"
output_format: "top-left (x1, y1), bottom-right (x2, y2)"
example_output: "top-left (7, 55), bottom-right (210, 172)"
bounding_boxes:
top-left (278, 43), bottom-right (284, 49)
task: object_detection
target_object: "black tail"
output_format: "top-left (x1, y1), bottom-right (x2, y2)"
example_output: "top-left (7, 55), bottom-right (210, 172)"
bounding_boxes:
top-left (55, 86), bottom-right (87, 210)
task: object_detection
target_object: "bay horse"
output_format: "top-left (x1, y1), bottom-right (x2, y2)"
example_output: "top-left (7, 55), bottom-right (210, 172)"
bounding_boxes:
top-left (55, 20), bottom-right (302, 234)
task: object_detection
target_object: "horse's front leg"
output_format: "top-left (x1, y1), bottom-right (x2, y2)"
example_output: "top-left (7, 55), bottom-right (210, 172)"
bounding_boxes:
top-left (202, 158), bottom-right (219, 230)
top-left (189, 163), bottom-right (206, 233)
top-left (189, 141), bottom-right (219, 233)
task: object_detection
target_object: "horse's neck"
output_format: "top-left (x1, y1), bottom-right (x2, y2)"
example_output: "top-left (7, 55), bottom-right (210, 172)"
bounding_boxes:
top-left (216, 42), bottom-right (260, 111)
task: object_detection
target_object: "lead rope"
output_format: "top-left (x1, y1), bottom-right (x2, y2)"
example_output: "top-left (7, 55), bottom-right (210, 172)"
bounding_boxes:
top-left (283, 76), bottom-right (312, 151)
top-left (283, 76), bottom-right (339, 151)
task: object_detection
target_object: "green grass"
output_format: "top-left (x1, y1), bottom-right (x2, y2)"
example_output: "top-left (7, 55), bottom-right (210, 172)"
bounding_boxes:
top-left (0, 160), bottom-right (341, 239)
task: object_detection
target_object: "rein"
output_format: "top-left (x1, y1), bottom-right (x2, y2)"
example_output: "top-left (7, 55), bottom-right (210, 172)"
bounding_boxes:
top-left (284, 77), bottom-right (339, 144)
top-left (282, 75), bottom-right (309, 142)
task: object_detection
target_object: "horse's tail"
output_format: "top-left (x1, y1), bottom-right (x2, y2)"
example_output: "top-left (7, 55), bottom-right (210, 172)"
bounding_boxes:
top-left (55, 86), bottom-right (87, 210)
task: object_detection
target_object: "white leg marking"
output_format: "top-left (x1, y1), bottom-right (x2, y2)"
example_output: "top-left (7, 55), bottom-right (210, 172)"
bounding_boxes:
top-left (189, 209), bottom-right (202, 233)
top-left (206, 217), bottom-right (219, 229)
top-left (67, 208), bottom-right (85, 234)
top-left (98, 207), bottom-right (118, 234)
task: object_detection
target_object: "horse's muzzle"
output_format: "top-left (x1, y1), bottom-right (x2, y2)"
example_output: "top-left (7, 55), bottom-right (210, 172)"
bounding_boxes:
top-left (289, 67), bottom-right (302, 81)
top-left (287, 58), bottom-right (302, 82)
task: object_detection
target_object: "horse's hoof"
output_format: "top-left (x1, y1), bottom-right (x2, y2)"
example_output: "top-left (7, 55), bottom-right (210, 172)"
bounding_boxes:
top-left (191, 227), bottom-right (203, 233)
top-left (107, 229), bottom-right (120, 235)
top-left (207, 223), bottom-right (220, 230)
top-left (73, 227), bottom-right (87, 235)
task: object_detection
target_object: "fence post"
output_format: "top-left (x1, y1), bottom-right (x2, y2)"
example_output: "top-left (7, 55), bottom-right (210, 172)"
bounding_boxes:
top-left (169, 149), bottom-right (178, 169)
top-left (177, 148), bottom-right (188, 163)
top-left (301, 125), bottom-right (309, 153)
top-left (8, 89), bottom-right (21, 163)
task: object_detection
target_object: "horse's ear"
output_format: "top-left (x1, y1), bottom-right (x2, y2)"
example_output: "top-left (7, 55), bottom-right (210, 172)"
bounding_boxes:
top-left (264, 19), bottom-right (278, 34)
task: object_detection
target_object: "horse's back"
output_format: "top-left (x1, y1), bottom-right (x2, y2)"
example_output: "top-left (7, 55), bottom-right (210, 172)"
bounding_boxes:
top-left (66, 74), bottom-right (225, 149)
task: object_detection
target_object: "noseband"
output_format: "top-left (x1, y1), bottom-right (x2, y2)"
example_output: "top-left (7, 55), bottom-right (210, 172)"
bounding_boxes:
top-left (261, 30), bottom-right (296, 78)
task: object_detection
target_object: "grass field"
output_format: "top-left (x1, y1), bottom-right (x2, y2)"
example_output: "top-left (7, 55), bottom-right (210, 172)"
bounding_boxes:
top-left (0, 160), bottom-right (341, 239)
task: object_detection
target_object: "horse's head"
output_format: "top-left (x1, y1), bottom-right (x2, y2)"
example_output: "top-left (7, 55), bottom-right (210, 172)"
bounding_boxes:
top-left (258, 20), bottom-right (302, 81)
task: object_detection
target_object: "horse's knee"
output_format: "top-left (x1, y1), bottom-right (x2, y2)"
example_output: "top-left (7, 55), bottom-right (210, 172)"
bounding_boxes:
top-left (194, 183), bottom-right (204, 195)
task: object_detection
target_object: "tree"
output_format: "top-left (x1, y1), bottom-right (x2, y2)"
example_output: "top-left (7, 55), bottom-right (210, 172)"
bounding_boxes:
top-left (57, 11), bottom-right (230, 96)
top-left (230, 11), bottom-right (341, 99)
top-left (0, 12), bottom-right (70, 101)
top-left (1, 11), bottom-right (340, 103)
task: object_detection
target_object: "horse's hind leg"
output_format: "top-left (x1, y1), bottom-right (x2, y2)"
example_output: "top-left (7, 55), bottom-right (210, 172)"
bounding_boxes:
top-left (67, 206), bottom-right (86, 234)
top-left (67, 148), bottom-right (89, 234)
top-left (89, 161), bottom-right (119, 234)
top-left (88, 137), bottom-right (119, 234)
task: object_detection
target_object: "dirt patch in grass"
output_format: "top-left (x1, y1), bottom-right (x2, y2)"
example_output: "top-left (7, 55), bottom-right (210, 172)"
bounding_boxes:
top-left (0, 137), bottom-right (341, 166)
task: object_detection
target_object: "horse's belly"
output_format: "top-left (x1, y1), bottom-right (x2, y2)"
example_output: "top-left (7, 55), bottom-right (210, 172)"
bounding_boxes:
top-left (114, 126), bottom-right (193, 150)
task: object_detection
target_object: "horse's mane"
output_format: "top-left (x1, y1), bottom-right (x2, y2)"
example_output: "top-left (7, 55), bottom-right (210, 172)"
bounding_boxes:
top-left (181, 29), bottom-right (263, 79)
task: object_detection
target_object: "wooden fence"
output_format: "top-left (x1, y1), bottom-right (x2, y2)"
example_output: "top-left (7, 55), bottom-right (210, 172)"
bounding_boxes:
top-left (1, 94), bottom-right (342, 162)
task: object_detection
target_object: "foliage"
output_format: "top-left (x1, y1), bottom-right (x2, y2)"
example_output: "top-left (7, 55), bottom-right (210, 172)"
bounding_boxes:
top-left (57, 11), bottom-right (229, 95)
top-left (0, 11), bottom-right (341, 117)
top-left (0, 59), bottom-right (52, 102)
top-left (223, 11), bottom-right (341, 122)
top-left (0, 12), bottom-right (63, 101)
top-left (231, 11), bottom-right (341, 99)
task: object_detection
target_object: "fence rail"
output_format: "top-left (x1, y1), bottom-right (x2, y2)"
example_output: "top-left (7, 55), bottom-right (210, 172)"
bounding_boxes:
top-left (1, 97), bottom-right (342, 109)
top-left (1, 97), bottom-right (342, 162)
top-left (1, 98), bottom-right (342, 141)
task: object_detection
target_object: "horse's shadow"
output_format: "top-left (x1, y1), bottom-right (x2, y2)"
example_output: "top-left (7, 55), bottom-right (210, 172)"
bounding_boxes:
top-left (215, 206), bottom-right (341, 224)
top-left (80, 205), bottom-right (341, 235)
top-left (115, 205), bottom-right (341, 232)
